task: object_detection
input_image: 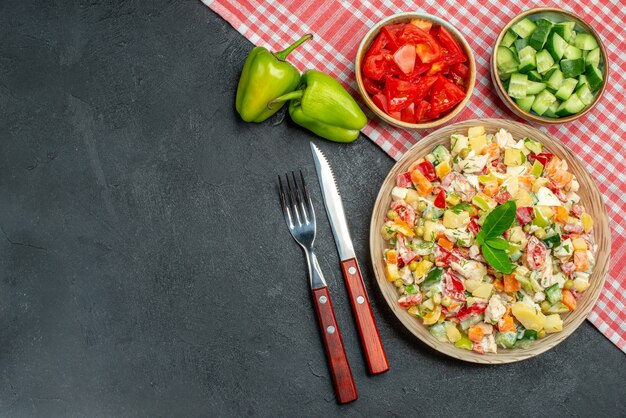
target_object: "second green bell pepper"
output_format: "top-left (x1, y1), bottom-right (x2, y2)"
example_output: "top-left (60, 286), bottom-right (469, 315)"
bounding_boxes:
top-left (269, 70), bottom-right (367, 143)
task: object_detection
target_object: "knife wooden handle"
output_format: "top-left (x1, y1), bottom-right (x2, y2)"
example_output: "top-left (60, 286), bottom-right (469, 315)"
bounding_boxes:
top-left (340, 258), bottom-right (389, 375)
top-left (311, 287), bottom-right (358, 404)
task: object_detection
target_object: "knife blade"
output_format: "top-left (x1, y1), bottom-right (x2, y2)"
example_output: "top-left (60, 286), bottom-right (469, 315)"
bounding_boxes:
top-left (310, 142), bottom-right (389, 375)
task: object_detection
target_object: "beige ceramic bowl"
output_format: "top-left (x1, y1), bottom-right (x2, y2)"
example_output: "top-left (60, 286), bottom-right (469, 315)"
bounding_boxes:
top-left (355, 13), bottom-right (476, 130)
top-left (369, 119), bottom-right (610, 364)
top-left (491, 8), bottom-right (609, 124)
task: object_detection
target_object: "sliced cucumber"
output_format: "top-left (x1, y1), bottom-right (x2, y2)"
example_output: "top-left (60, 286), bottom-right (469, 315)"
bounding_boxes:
top-left (526, 80), bottom-right (547, 95)
top-left (561, 58), bottom-right (585, 78)
top-left (586, 47), bottom-right (600, 67)
top-left (555, 93), bottom-right (585, 116)
top-left (545, 69), bottom-right (564, 92)
top-left (508, 73), bottom-right (528, 99)
top-left (543, 99), bottom-right (561, 118)
top-left (517, 46), bottom-right (537, 73)
top-left (515, 38), bottom-right (529, 52)
top-left (497, 45), bottom-right (520, 74)
top-left (555, 78), bottom-right (578, 101)
top-left (576, 74), bottom-right (588, 88)
top-left (552, 21), bottom-right (575, 42)
top-left (529, 19), bottom-right (554, 50)
top-left (586, 65), bottom-right (604, 91)
top-left (536, 50), bottom-right (555, 74)
top-left (501, 30), bottom-right (518, 48)
top-left (532, 90), bottom-right (557, 116)
top-left (573, 32), bottom-right (598, 50)
top-left (432, 144), bottom-right (451, 163)
top-left (516, 95), bottom-right (536, 112)
top-left (563, 44), bottom-right (582, 60)
top-left (543, 66), bottom-right (558, 80)
top-left (576, 83), bottom-right (594, 105)
top-left (511, 18), bottom-right (537, 38)
top-left (527, 70), bottom-right (542, 82)
top-left (546, 32), bottom-right (567, 61)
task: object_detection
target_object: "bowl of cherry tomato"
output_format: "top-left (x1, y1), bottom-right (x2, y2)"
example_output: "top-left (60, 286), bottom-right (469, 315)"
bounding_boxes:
top-left (355, 13), bottom-right (476, 129)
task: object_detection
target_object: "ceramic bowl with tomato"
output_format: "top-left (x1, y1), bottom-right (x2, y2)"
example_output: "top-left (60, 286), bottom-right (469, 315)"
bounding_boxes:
top-left (355, 13), bottom-right (476, 129)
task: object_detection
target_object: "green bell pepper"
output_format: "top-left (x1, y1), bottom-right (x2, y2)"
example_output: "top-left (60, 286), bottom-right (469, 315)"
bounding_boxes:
top-left (455, 335), bottom-right (473, 350)
top-left (270, 70), bottom-right (367, 142)
top-left (235, 34), bottom-right (312, 123)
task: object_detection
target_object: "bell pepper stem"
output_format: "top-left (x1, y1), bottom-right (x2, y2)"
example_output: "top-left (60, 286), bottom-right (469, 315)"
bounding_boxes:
top-left (267, 90), bottom-right (304, 109)
top-left (273, 34), bottom-right (313, 61)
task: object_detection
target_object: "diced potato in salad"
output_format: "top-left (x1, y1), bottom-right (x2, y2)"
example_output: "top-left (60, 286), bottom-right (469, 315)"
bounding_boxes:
top-left (382, 127), bottom-right (596, 353)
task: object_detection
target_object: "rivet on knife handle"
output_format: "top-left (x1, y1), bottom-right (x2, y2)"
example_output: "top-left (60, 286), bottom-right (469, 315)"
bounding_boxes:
top-left (340, 258), bottom-right (389, 374)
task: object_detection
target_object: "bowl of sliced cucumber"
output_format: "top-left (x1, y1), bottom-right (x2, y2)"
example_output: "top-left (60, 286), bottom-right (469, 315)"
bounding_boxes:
top-left (491, 8), bottom-right (608, 124)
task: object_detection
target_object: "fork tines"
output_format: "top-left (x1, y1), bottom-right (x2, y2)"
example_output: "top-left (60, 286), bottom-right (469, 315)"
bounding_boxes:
top-left (278, 170), bottom-right (314, 227)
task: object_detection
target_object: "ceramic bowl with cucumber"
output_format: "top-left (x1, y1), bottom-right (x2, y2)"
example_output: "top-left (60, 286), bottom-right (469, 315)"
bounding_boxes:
top-left (491, 8), bottom-right (608, 123)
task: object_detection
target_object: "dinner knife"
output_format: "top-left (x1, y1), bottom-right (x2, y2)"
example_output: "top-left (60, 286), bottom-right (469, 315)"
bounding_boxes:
top-left (310, 142), bottom-right (389, 375)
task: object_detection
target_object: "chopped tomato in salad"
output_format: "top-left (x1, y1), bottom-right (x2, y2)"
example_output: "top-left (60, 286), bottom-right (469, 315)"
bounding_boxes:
top-left (381, 126), bottom-right (596, 353)
top-left (362, 20), bottom-right (469, 123)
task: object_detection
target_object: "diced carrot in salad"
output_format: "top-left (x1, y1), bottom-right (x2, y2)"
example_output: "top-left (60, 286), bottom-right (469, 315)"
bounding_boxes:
top-left (381, 126), bottom-right (596, 354)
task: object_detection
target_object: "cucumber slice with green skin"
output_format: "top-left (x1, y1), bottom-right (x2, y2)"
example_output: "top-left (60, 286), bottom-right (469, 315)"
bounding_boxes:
top-left (576, 74), bottom-right (588, 88)
top-left (543, 100), bottom-right (561, 118)
top-left (576, 83), bottom-right (595, 105)
top-left (526, 80), bottom-right (547, 95)
top-left (553, 21), bottom-right (575, 42)
top-left (536, 50), bottom-right (555, 74)
top-left (517, 46), bottom-right (537, 73)
top-left (542, 66), bottom-right (558, 81)
top-left (573, 32), bottom-right (599, 50)
top-left (546, 32), bottom-right (568, 61)
top-left (582, 50), bottom-right (588, 63)
top-left (432, 144), bottom-right (451, 163)
top-left (561, 58), bottom-right (585, 78)
top-left (545, 69), bottom-right (564, 92)
top-left (563, 44), bottom-right (582, 60)
top-left (527, 70), bottom-right (542, 82)
top-left (514, 38), bottom-right (529, 52)
top-left (497, 45), bottom-right (520, 74)
top-left (586, 48), bottom-right (600, 67)
top-left (529, 19), bottom-right (554, 50)
top-left (511, 18), bottom-right (537, 38)
top-left (501, 30), bottom-right (518, 47)
top-left (515, 95), bottom-right (536, 112)
top-left (508, 73), bottom-right (528, 98)
top-left (555, 78), bottom-right (578, 101)
top-left (532, 90), bottom-right (557, 116)
top-left (586, 65), bottom-right (604, 90)
top-left (556, 93), bottom-right (586, 116)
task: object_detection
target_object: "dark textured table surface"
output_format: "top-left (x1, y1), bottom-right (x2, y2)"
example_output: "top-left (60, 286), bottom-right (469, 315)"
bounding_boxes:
top-left (0, 1), bottom-right (624, 417)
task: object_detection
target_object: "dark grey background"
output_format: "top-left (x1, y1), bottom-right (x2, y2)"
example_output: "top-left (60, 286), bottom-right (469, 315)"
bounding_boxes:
top-left (0, 1), bottom-right (623, 417)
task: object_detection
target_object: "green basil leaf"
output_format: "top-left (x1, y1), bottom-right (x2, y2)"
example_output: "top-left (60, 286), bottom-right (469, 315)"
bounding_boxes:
top-left (482, 245), bottom-right (514, 274)
top-left (486, 237), bottom-right (510, 250)
top-left (479, 200), bottom-right (517, 240)
top-left (475, 229), bottom-right (486, 245)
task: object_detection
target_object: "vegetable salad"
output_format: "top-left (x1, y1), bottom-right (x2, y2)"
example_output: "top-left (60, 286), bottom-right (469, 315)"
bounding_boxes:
top-left (381, 126), bottom-right (596, 353)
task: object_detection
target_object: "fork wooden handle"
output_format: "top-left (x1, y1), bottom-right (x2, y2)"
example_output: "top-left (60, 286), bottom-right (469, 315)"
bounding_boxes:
top-left (311, 287), bottom-right (358, 404)
top-left (340, 258), bottom-right (389, 375)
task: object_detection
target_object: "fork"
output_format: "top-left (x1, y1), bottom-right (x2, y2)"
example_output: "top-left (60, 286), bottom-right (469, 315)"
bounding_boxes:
top-left (278, 171), bottom-right (358, 404)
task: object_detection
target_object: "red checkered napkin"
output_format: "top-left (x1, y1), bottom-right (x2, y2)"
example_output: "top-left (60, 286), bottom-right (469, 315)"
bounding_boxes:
top-left (202, 0), bottom-right (626, 352)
